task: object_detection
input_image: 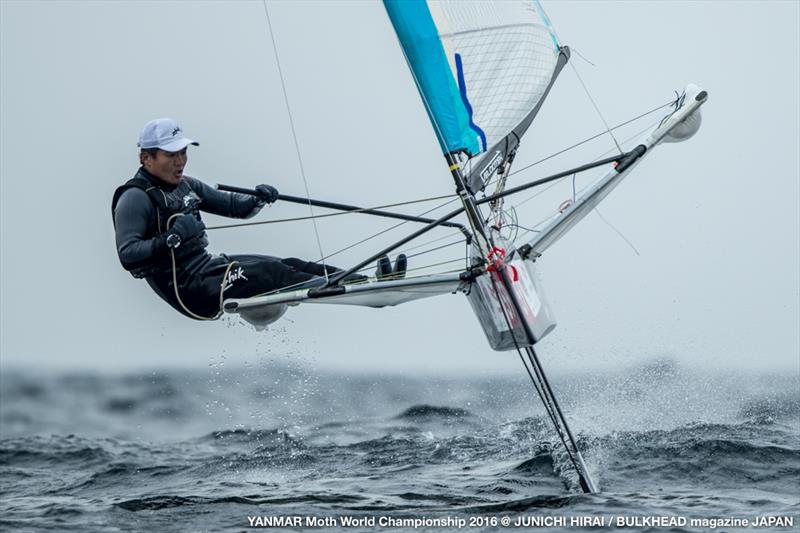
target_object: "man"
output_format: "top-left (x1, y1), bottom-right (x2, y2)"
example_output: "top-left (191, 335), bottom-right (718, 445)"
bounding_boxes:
top-left (113, 118), bottom-right (405, 320)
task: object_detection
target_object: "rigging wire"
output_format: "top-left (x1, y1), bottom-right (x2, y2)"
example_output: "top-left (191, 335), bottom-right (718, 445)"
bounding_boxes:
top-left (321, 237), bottom-right (465, 281)
top-left (505, 100), bottom-right (673, 181)
top-left (315, 194), bottom-right (464, 263)
top-left (475, 100), bottom-right (672, 249)
top-left (205, 101), bottom-right (669, 232)
top-left (504, 223), bottom-right (541, 235)
top-left (570, 47), bottom-right (596, 67)
top-left (594, 208), bottom-right (640, 256)
top-left (402, 257), bottom-right (464, 276)
top-left (262, 1), bottom-right (329, 278)
top-left (398, 229), bottom-right (464, 254)
top-left (502, 179), bottom-right (563, 222)
top-left (476, 101), bottom-right (673, 237)
top-left (400, 239), bottom-right (464, 261)
top-left (570, 60), bottom-right (623, 154)
top-left (204, 194), bottom-right (455, 231)
top-left (511, 116), bottom-right (663, 241)
top-left (536, 0), bottom-right (620, 160)
top-left (242, 0), bottom-right (673, 282)
top-left (205, 97), bottom-right (670, 272)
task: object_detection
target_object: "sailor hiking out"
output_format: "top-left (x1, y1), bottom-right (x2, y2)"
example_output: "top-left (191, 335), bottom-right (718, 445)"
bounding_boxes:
top-left (112, 118), bottom-right (406, 320)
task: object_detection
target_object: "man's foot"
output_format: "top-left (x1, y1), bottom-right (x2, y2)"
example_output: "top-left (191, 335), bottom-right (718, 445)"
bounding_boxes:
top-left (375, 255), bottom-right (392, 280)
top-left (393, 254), bottom-right (407, 279)
top-left (375, 254), bottom-right (407, 281)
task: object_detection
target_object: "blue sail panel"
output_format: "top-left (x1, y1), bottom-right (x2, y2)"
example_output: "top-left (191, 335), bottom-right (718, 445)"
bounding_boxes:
top-left (384, 0), bottom-right (480, 156)
top-left (384, 0), bottom-right (562, 169)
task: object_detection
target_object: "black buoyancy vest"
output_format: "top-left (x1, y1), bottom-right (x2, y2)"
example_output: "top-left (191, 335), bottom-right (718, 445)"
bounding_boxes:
top-left (112, 171), bottom-right (209, 278)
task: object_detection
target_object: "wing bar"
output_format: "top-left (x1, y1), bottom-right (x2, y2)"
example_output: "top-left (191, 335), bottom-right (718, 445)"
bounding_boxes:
top-left (521, 84), bottom-right (708, 258)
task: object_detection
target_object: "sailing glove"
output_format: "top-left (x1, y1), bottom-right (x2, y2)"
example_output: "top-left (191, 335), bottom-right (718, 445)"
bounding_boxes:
top-left (254, 184), bottom-right (279, 205)
top-left (167, 213), bottom-right (205, 248)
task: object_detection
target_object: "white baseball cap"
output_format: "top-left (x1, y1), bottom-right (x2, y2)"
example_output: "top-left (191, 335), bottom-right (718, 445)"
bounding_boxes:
top-left (137, 118), bottom-right (199, 152)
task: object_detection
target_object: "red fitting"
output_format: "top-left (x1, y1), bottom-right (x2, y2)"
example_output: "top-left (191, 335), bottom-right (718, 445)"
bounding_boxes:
top-left (486, 246), bottom-right (505, 270)
top-left (485, 247), bottom-right (520, 281)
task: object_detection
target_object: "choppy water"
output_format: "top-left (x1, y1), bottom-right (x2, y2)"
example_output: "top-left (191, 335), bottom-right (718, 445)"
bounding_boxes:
top-left (1, 357), bottom-right (798, 532)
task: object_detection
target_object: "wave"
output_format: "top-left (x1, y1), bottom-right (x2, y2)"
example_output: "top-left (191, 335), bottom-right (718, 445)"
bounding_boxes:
top-left (0, 435), bottom-right (114, 467)
top-left (465, 494), bottom-right (577, 513)
top-left (116, 492), bottom-right (368, 512)
top-left (199, 427), bottom-right (290, 444)
top-left (738, 392), bottom-right (800, 424)
top-left (512, 447), bottom-right (556, 475)
top-left (592, 421), bottom-right (800, 490)
top-left (395, 404), bottom-right (474, 420)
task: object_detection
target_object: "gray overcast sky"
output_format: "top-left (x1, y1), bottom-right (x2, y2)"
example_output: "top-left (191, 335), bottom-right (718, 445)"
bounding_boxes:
top-left (1, 1), bottom-right (798, 375)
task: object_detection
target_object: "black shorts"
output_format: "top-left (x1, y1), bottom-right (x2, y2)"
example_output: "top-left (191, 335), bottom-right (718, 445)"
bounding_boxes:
top-left (156, 254), bottom-right (340, 319)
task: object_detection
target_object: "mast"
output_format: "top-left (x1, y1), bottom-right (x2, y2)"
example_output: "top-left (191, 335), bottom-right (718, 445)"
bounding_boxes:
top-left (384, 0), bottom-right (598, 493)
top-left (445, 151), bottom-right (598, 493)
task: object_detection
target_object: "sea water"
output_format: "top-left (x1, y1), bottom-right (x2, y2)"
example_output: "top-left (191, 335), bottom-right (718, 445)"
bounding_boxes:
top-left (1, 357), bottom-right (797, 532)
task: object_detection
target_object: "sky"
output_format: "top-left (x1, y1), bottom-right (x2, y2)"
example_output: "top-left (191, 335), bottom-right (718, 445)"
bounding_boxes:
top-left (1, 1), bottom-right (798, 375)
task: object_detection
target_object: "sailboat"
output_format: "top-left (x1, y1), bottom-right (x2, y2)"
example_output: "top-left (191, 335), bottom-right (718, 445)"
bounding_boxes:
top-left (219, 0), bottom-right (707, 493)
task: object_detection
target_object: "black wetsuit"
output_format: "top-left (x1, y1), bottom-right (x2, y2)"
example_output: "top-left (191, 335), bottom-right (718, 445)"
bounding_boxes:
top-left (112, 168), bottom-right (337, 319)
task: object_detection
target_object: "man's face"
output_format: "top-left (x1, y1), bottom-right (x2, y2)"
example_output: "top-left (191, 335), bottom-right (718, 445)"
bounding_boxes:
top-left (142, 148), bottom-right (188, 185)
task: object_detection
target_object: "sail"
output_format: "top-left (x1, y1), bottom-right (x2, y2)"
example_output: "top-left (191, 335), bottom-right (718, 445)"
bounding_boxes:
top-left (384, 0), bottom-right (568, 192)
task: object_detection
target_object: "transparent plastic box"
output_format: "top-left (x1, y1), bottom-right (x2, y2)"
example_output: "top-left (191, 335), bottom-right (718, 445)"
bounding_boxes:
top-left (467, 257), bottom-right (556, 351)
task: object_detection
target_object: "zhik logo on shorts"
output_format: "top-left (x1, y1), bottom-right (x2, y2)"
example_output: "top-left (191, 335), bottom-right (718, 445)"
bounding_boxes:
top-left (224, 266), bottom-right (248, 292)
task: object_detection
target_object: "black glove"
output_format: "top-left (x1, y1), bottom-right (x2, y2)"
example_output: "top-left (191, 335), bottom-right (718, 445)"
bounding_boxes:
top-left (167, 213), bottom-right (205, 248)
top-left (254, 184), bottom-right (279, 205)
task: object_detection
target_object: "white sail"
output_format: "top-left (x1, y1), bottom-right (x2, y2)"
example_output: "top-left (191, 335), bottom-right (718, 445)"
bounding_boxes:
top-left (384, 0), bottom-right (568, 192)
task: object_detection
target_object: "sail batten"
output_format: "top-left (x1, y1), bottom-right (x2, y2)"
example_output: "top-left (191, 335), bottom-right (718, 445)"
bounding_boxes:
top-left (440, 22), bottom-right (545, 39)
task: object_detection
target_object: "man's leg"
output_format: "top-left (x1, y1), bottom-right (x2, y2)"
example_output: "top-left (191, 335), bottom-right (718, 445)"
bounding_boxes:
top-left (222, 255), bottom-right (322, 300)
top-left (280, 257), bottom-right (343, 277)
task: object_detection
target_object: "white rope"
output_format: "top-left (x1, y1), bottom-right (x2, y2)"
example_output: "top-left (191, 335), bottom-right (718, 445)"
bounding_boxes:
top-left (262, 1), bottom-right (329, 279)
top-left (166, 213), bottom-right (237, 321)
top-left (569, 61), bottom-right (623, 155)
